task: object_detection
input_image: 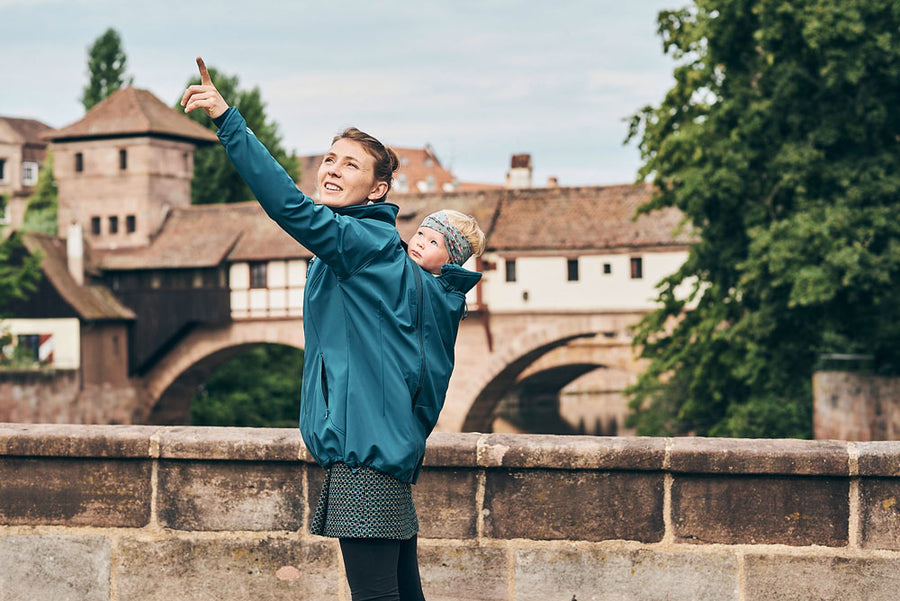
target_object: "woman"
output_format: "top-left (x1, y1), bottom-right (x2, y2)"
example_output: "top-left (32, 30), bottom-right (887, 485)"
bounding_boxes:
top-left (182, 57), bottom-right (483, 601)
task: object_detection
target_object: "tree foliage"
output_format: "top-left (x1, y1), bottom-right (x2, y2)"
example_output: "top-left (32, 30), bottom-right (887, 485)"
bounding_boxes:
top-left (178, 66), bottom-right (299, 205)
top-left (625, 0), bottom-right (900, 438)
top-left (81, 28), bottom-right (132, 111)
top-left (0, 229), bottom-right (41, 316)
top-left (191, 344), bottom-right (303, 427)
top-left (22, 150), bottom-right (58, 235)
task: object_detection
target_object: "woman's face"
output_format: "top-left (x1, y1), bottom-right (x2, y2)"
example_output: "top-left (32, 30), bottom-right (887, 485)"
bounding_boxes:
top-left (316, 139), bottom-right (388, 208)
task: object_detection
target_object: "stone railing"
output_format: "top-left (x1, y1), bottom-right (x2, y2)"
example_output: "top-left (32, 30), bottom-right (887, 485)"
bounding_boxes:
top-left (1, 424), bottom-right (899, 600)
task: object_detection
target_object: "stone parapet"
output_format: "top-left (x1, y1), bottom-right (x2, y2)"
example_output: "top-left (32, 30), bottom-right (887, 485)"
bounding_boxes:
top-left (0, 424), bottom-right (899, 600)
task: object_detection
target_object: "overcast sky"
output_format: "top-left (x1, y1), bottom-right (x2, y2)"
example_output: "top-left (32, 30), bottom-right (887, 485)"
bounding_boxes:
top-left (1, 0), bottom-right (681, 187)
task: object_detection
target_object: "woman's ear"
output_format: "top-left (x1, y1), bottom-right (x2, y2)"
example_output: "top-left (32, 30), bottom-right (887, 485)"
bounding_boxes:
top-left (367, 181), bottom-right (389, 201)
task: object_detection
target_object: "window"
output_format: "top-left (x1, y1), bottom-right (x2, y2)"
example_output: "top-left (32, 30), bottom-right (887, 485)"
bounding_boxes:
top-left (630, 257), bottom-right (643, 279)
top-left (91, 216), bottom-right (101, 235)
top-left (22, 161), bottom-right (39, 186)
top-left (0, 158), bottom-right (6, 181)
top-left (0, 203), bottom-right (8, 225)
top-left (126, 215), bottom-right (136, 233)
top-left (17, 334), bottom-right (40, 362)
top-left (505, 259), bottom-right (517, 283)
top-left (603, 263), bottom-right (612, 274)
top-left (567, 258), bottom-right (579, 282)
top-left (75, 153), bottom-right (84, 172)
top-left (119, 149), bottom-right (127, 170)
top-left (250, 262), bottom-right (267, 289)
top-left (109, 216), bottom-right (119, 234)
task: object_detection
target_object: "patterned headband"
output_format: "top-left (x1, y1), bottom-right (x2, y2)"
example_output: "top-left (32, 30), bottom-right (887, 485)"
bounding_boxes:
top-left (420, 211), bottom-right (473, 266)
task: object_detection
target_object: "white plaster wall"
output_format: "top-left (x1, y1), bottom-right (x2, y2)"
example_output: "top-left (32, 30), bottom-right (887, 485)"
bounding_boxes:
top-left (1, 318), bottom-right (80, 369)
top-left (481, 250), bottom-right (688, 311)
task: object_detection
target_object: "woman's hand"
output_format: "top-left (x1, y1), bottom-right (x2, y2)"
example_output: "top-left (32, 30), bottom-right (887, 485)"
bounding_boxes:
top-left (180, 56), bottom-right (229, 119)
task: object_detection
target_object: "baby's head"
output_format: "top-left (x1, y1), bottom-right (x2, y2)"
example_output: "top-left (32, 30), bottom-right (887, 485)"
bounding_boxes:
top-left (407, 210), bottom-right (486, 274)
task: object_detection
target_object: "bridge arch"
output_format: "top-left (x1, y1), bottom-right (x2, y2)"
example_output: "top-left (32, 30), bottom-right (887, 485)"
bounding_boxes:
top-left (450, 313), bottom-right (641, 432)
top-left (140, 319), bottom-right (304, 424)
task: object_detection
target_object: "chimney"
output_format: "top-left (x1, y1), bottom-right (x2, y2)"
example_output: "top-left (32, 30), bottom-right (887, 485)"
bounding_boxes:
top-left (547, 176), bottom-right (559, 188)
top-left (506, 154), bottom-right (532, 189)
top-left (67, 222), bottom-right (84, 286)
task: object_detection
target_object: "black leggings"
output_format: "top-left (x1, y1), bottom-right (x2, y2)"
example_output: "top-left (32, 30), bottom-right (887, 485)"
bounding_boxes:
top-left (339, 535), bottom-right (426, 601)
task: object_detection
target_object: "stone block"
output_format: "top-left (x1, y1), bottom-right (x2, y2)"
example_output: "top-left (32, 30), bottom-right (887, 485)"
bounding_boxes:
top-left (479, 433), bottom-right (667, 471)
top-left (859, 478), bottom-right (900, 550)
top-left (425, 432), bottom-right (481, 468)
top-left (514, 547), bottom-right (739, 601)
top-left (0, 534), bottom-right (110, 601)
top-left (744, 554), bottom-right (900, 601)
top-left (672, 475), bottom-right (848, 546)
top-left (0, 423), bottom-right (156, 458)
top-left (414, 468), bottom-right (479, 539)
top-left (0, 457), bottom-right (151, 527)
top-left (157, 460), bottom-right (305, 531)
top-left (116, 537), bottom-right (339, 601)
top-left (857, 442), bottom-right (900, 476)
top-left (157, 426), bottom-right (304, 462)
top-left (419, 544), bottom-right (508, 601)
top-left (668, 437), bottom-right (849, 476)
top-left (483, 469), bottom-right (664, 542)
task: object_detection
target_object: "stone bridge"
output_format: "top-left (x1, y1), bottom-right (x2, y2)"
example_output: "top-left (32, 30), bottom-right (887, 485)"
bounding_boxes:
top-left (139, 310), bottom-right (647, 432)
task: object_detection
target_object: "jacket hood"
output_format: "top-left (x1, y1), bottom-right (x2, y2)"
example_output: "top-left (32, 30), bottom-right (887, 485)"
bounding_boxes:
top-left (438, 263), bottom-right (482, 294)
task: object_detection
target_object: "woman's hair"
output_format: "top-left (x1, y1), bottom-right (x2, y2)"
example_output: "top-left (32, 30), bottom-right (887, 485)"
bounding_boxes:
top-left (443, 209), bottom-right (487, 257)
top-left (333, 127), bottom-right (399, 201)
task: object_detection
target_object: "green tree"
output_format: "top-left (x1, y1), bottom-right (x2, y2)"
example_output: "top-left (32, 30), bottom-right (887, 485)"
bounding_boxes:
top-left (625, 0), bottom-right (900, 438)
top-left (81, 28), bottom-right (132, 111)
top-left (191, 344), bottom-right (303, 427)
top-left (22, 150), bottom-right (58, 235)
top-left (178, 66), bottom-right (299, 205)
top-left (0, 229), bottom-right (41, 315)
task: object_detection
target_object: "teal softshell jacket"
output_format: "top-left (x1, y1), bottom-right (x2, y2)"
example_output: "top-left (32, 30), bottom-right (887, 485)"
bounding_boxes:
top-left (216, 108), bottom-right (481, 483)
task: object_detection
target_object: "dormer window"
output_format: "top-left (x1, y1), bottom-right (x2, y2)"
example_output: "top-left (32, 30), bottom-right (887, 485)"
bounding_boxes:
top-left (119, 149), bottom-right (127, 170)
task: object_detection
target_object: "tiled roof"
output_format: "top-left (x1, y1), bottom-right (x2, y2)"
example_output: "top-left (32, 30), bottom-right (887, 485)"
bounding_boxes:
top-left (486, 184), bottom-right (693, 252)
top-left (0, 117), bottom-right (53, 145)
top-left (47, 87), bottom-right (218, 144)
top-left (94, 184), bottom-right (689, 271)
top-left (22, 233), bottom-right (135, 321)
top-left (94, 202), bottom-right (312, 271)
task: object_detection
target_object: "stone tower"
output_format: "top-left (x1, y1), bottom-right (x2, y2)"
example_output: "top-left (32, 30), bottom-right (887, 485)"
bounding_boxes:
top-left (48, 86), bottom-right (218, 249)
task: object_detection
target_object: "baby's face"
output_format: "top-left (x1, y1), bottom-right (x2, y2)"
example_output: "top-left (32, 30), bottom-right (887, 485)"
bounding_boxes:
top-left (407, 227), bottom-right (450, 274)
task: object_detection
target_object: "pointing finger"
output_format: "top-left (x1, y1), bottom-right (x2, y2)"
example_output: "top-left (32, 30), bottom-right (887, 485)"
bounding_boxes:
top-left (196, 56), bottom-right (212, 86)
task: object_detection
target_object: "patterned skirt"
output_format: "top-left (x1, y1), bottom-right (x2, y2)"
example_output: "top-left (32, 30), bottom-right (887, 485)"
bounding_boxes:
top-left (310, 462), bottom-right (418, 540)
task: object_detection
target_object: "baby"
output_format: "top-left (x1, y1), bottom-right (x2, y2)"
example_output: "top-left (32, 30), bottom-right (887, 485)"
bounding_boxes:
top-left (407, 209), bottom-right (486, 274)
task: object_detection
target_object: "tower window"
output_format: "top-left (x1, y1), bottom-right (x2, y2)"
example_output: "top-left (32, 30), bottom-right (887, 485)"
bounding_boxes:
top-left (119, 149), bottom-right (127, 170)
top-left (126, 215), bottom-right (136, 233)
top-left (630, 257), bottom-right (643, 279)
top-left (567, 258), bottom-right (579, 282)
top-left (91, 216), bottom-right (101, 235)
top-left (75, 153), bottom-right (84, 172)
top-left (109, 216), bottom-right (119, 234)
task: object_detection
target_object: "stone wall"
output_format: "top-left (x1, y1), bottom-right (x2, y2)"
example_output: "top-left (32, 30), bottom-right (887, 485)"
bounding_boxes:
top-left (1, 424), bottom-right (899, 600)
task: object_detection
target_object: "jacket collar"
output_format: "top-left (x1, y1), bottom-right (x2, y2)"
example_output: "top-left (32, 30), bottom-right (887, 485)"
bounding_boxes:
top-left (333, 201), bottom-right (399, 225)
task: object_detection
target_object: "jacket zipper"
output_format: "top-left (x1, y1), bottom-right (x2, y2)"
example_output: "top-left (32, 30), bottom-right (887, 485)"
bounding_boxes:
top-left (411, 266), bottom-right (425, 408)
top-left (320, 355), bottom-right (329, 420)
